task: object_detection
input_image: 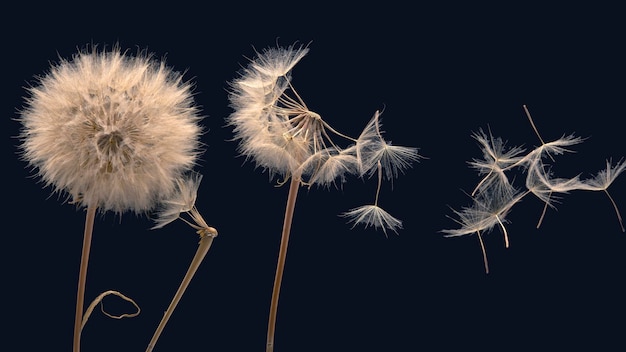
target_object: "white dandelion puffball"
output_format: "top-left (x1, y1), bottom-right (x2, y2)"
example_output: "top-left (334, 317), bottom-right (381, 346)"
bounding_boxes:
top-left (19, 45), bottom-right (203, 214)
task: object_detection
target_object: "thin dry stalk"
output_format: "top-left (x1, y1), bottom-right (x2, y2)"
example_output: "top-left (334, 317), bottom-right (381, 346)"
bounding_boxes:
top-left (81, 290), bottom-right (141, 330)
top-left (477, 231), bottom-right (489, 274)
top-left (73, 205), bottom-right (97, 352)
top-left (604, 189), bottom-right (625, 232)
top-left (146, 228), bottom-right (217, 352)
top-left (266, 177), bottom-right (301, 352)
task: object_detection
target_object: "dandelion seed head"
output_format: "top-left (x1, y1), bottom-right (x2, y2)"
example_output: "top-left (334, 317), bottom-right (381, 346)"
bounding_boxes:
top-left (228, 43), bottom-right (365, 185)
top-left (228, 44), bottom-right (418, 235)
top-left (228, 44), bottom-right (312, 178)
top-left (18, 45), bottom-right (203, 214)
top-left (249, 44), bottom-right (310, 79)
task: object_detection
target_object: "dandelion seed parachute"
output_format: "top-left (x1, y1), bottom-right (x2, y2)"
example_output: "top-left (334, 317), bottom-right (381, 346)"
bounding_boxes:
top-left (445, 105), bottom-right (626, 273)
top-left (357, 111), bottom-right (423, 180)
top-left (151, 171), bottom-right (203, 229)
top-left (341, 204), bottom-right (403, 236)
top-left (442, 181), bottom-right (525, 238)
top-left (581, 158), bottom-right (626, 192)
top-left (579, 158), bottom-right (626, 231)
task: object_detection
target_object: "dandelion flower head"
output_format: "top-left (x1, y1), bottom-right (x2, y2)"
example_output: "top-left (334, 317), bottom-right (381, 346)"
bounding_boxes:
top-left (227, 44), bottom-right (420, 185)
top-left (226, 44), bottom-right (316, 180)
top-left (18, 45), bottom-right (203, 214)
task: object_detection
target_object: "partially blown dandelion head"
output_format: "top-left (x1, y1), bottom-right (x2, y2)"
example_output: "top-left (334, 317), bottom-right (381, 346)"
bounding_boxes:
top-left (18, 45), bottom-right (203, 214)
top-left (227, 42), bottom-right (421, 234)
top-left (227, 44), bottom-right (421, 185)
top-left (227, 43), bottom-right (317, 180)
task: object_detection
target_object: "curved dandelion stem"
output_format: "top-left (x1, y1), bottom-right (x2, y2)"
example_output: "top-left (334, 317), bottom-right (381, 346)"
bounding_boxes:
top-left (374, 161), bottom-right (383, 205)
top-left (523, 105), bottom-right (546, 146)
top-left (537, 191), bottom-right (552, 229)
top-left (267, 177), bottom-right (300, 352)
top-left (523, 104), bottom-right (555, 162)
top-left (471, 169), bottom-right (494, 196)
top-left (81, 290), bottom-right (140, 330)
top-left (495, 215), bottom-right (509, 248)
top-left (146, 228), bottom-right (217, 352)
top-left (477, 231), bottom-right (489, 274)
top-left (604, 189), bottom-right (625, 232)
top-left (73, 205), bottom-right (97, 352)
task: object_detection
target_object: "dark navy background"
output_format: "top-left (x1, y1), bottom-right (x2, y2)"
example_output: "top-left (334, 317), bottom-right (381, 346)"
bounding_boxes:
top-left (4, 3), bottom-right (625, 351)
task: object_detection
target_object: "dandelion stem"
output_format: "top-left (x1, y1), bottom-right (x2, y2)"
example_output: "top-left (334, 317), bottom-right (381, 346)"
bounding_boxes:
top-left (477, 231), bottom-right (489, 274)
top-left (604, 189), bottom-right (625, 232)
top-left (537, 191), bottom-right (552, 229)
top-left (523, 104), bottom-right (545, 146)
top-left (523, 104), bottom-right (555, 162)
top-left (374, 161), bottom-right (383, 206)
top-left (146, 230), bottom-right (216, 352)
top-left (472, 169), bottom-right (494, 196)
top-left (495, 215), bottom-right (509, 248)
top-left (267, 177), bottom-right (300, 352)
top-left (73, 205), bottom-right (97, 352)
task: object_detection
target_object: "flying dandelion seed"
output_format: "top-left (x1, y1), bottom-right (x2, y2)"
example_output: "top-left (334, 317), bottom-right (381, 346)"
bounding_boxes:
top-left (442, 180), bottom-right (527, 273)
top-left (579, 158), bottom-right (626, 232)
top-left (17, 44), bottom-right (203, 352)
top-left (444, 105), bottom-right (625, 273)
